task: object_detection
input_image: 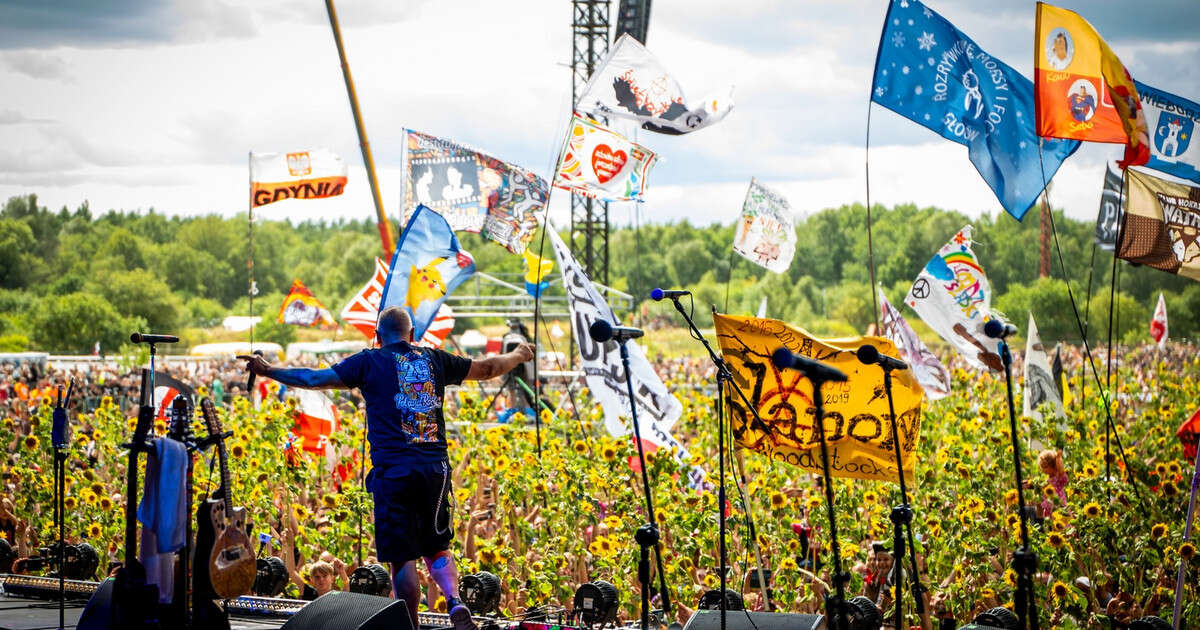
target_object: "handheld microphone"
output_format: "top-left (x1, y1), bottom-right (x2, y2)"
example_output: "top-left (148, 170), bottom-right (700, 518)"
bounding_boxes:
top-left (983, 319), bottom-right (1018, 340)
top-left (650, 288), bottom-right (690, 301)
top-left (588, 319), bottom-right (645, 343)
top-left (246, 349), bottom-right (264, 393)
top-left (771, 347), bottom-right (848, 382)
top-left (130, 332), bottom-right (179, 344)
top-left (855, 345), bottom-right (908, 372)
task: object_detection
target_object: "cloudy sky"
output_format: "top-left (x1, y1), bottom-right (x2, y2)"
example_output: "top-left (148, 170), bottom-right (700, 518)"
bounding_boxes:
top-left (1, 0), bottom-right (1198, 232)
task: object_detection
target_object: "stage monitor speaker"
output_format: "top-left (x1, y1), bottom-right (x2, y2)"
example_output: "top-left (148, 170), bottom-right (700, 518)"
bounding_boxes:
top-left (280, 591), bottom-right (414, 630)
top-left (76, 577), bottom-right (115, 630)
top-left (683, 609), bottom-right (823, 630)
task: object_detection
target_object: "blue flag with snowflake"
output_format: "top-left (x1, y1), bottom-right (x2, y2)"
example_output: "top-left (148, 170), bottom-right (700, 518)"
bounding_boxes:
top-left (871, 0), bottom-right (1079, 221)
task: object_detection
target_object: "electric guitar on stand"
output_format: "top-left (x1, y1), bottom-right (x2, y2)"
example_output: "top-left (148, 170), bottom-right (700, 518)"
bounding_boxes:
top-left (199, 398), bottom-right (256, 600)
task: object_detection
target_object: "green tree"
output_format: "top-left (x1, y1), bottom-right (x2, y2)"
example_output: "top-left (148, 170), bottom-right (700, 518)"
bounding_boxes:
top-left (30, 293), bottom-right (143, 353)
top-left (0, 218), bottom-right (41, 289)
top-left (94, 269), bottom-right (183, 333)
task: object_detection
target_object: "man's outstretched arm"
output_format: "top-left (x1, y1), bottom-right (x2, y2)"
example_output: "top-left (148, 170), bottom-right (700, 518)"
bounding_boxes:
top-left (465, 343), bottom-right (535, 381)
top-left (238, 354), bottom-right (346, 390)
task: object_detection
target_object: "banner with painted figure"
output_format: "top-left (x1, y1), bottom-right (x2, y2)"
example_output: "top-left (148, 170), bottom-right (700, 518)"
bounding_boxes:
top-left (871, 0), bottom-right (1079, 221)
top-left (1135, 82), bottom-right (1200, 185)
top-left (879, 287), bottom-right (951, 400)
top-left (379, 206), bottom-right (476, 342)
top-left (341, 257), bottom-right (389, 341)
top-left (714, 313), bottom-right (925, 483)
top-left (400, 130), bottom-right (548, 255)
top-left (554, 114), bottom-right (658, 202)
top-left (576, 33), bottom-right (734, 136)
top-left (905, 226), bottom-right (1002, 371)
top-left (1152, 293), bottom-right (1169, 348)
top-left (1034, 3), bottom-right (1150, 168)
top-left (732, 178), bottom-right (796, 273)
top-left (1095, 163), bottom-right (1124, 251)
top-left (250, 149), bottom-right (347, 207)
top-left (278, 279), bottom-right (336, 329)
top-left (1023, 314), bottom-right (1066, 421)
top-left (1116, 168), bottom-right (1200, 281)
top-left (546, 224), bottom-right (688, 450)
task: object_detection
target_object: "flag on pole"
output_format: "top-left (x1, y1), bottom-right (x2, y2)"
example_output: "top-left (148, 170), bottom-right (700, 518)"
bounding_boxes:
top-left (554, 114), bottom-right (658, 202)
top-left (1178, 406), bottom-right (1200, 460)
top-left (547, 223), bottom-right (685, 440)
top-left (1135, 81), bottom-right (1200, 184)
top-left (341, 257), bottom-right (389, 341)
top-left (904, 226), bottom-right (1002, 371)
top-left (1095, 163), bottom-right (1124, 251)
top-left (575, 33), bottom-right (734, 135)
top-left (879, 287), bottom-right (952, 400)
top-left (1034, 3), bottom-right (1150, 168)
top-left (756, 297), bottom-right (768, 319)
top-left (714, 313), bottom-right (925, 483)
top-left (1051, 343), bottom-right (1064, 399)
top-left (1116, 168), bottom-right (1200, 281)
top-left (250, 149), bottom-right (347, 207)
top-left (732, 178), bottom-right (796, 273)
top-left (153, 372), bottom-right (195, 420)
top-left (278, 279), bottom-right (336, 329)
top-left (290, 388), bottom-right (340, 470)
top-left (379, 206), bottom-right (476, 342)
top-left (871, 0), bottom-right (1079, 221)
top-left (400, 130), bottom-right (548, 254)
top-left (523, 247), bottom-right (554, 298)
top-left (1152, 293), bottom-right (1169, 348)
top-left (1023, 314), bottom-right (1066, 421)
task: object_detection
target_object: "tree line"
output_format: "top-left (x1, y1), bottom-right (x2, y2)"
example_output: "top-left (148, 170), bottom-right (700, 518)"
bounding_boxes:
top-left (1, 193), bottom-right (1195, 354)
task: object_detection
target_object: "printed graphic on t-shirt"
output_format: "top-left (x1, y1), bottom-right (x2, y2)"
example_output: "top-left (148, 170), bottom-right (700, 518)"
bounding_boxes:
top-left (393, 349), bottom-right (440, 443)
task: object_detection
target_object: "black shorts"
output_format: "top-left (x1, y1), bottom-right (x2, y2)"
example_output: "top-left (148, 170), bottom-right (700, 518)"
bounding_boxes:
top-left (369, 458), bottom-right (454, 564)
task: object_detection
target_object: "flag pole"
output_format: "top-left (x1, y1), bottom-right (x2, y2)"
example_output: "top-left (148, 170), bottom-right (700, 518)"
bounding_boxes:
top-left (325, 0), bottom-right (395, 260)
top-left (1172, 436), bottom-right (1200, 630)
top-left (248, 151), bottom-right (255, 351)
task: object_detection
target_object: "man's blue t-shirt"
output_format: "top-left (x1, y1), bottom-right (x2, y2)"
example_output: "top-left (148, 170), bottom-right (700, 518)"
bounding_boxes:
top-left (332, 342), bottom-right (471, 466)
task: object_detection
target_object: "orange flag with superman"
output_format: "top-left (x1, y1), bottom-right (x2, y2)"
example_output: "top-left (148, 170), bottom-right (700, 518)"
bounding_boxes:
top-left (1034, 3), bottom-right (1149, 167)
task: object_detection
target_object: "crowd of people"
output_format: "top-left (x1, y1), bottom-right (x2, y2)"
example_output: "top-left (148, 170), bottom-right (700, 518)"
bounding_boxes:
top-left (1, 338), bottom-right (1198, 628)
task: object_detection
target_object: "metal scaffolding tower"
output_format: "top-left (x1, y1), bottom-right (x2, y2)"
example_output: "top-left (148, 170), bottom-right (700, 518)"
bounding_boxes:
top-left (570, 0), bottom-right (612, 286)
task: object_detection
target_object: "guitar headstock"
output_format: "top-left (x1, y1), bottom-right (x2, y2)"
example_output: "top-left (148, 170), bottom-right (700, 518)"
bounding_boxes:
top-left (200, 397), bottom-right (223, 439)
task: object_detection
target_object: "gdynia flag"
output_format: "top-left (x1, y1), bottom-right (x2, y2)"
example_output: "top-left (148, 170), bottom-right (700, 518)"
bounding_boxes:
top-left (250, 149), bottom-right (347, 207)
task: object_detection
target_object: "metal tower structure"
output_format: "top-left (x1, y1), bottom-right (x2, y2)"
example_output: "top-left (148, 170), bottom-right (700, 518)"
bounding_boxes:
top-left (570, 0), bottom-right (612, 285)
top-left (613, 0), bottom-right (651, 43)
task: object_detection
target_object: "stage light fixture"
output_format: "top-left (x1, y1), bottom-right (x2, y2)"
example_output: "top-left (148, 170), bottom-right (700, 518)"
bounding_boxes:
top-left (252, 556), bottom-right (289, 597)
top-left (572, 579), bottom-right (620, 627)
top-left (348, 563), bottom-right (392, 597)
top-left (460, 570), bottom-right (502, 615)
top-left (697, 588), bottom-right (744, 611)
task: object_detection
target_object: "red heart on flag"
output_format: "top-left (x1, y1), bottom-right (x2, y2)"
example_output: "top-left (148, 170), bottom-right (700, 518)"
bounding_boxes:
top-left (591, 144), bottom-right (627, 184)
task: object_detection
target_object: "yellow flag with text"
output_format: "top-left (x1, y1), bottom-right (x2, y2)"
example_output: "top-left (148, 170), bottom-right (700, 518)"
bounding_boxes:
top-left (714, 313), bottom-right (925, 483)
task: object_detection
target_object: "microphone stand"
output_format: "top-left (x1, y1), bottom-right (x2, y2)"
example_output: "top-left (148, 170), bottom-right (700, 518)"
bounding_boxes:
top-left (616, 339), bottom-right (671, 630)
top-left (876, 364), bottom-right (925, 630)
top-left (999, 338), bottom-right (1039, 630)
top-left (808, 375), bottom-right (850, 630)
top-left (52, 379), bottom-right (73, 630)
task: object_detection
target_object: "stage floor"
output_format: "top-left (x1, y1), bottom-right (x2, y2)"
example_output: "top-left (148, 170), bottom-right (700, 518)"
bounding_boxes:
top-left (0, 595), bottom-right (286, 630)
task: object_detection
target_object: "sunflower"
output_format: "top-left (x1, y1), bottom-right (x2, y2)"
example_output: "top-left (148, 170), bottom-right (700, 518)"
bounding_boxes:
top-left (572, 441), bottom-right (588, 454)
top-left (601, 445), bottom-right (617, 462)
top-left (231, 444), bottom-right (245, 458)
top-left (769, 492), bottom-right (786, 509)
top-left (100, 496), bottom-right (113, 511)
top-left (1051, 581), bottom-right (1070, 600)
top-left (322, 494), bottom-right (337, 509)
top-left (64, 496), bottom-right (77, 510)
top-left (22, 435), bottom-right (38, 450)
top-left (87, 523), bottom-right (102, 538)
top-left (533, 480), bottom-right (547, 494)
top-left (1181, 542), bottom-right (1196, 560)
top-left (1046, 532), bottom-right (1066, 549)
top-left (1083, 502), bottom-right (1102, 519)
top-left (1003, 569), bottom-right (1017, 588)
top-left (1151, 523), bottom-right (1168, 539)
top-left (1163, 482), bottom-right (1179, 497)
